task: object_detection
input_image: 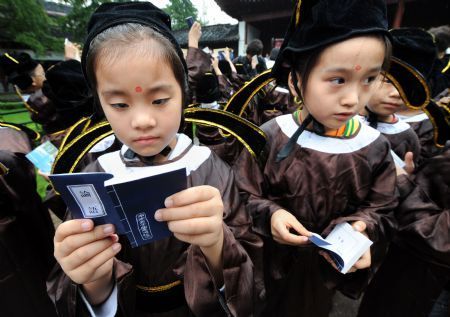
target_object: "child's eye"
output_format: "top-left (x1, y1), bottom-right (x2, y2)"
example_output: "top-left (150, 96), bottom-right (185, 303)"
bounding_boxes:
top-left (363, 76), bottom-right (377, 85)
top-left (330, 78), bottom-right (345, 85)
top-left (110, 103), bottom-right (129, 109)
top-left (153, 98), bottom-right (169, 105)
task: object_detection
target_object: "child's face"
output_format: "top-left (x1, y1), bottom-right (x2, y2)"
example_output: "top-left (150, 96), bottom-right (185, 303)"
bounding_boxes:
top-left (367, 77), bottom-right (404, 117)
top-left (295, 36), bottom-right (386, 131)
top-left (96, 48), bottom-right (182, 157)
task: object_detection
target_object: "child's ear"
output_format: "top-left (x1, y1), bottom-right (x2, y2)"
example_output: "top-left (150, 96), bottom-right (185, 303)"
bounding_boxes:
top-left (287, 71), bottom-right (300, 98)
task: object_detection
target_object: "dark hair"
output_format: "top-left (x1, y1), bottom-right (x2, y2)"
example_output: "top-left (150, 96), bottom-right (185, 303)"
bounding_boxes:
top-left (290, 34), bottom-right (392, 100)
top-left (428, 25), bottom-right (450, 54)
top-left (85, 23), bottom-right (188, 117)
top-left (246, 39), bottom-right (264, 56)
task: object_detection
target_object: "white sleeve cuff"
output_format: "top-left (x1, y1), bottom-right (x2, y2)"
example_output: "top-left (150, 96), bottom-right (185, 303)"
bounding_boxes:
top-left (78, 284), bottom-right (118, 317)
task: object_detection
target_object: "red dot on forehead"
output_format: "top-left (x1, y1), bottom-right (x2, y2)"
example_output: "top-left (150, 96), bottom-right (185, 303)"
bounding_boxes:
top-left (135, 86), bottom-right (143, 93)
top-left (355, 65), bottom-right (362, 71)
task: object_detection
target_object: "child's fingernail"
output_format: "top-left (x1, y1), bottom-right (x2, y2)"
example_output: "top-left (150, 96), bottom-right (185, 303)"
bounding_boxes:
top-left (103, 225), bottom-right (114, 234)
top-left (302, 236), bottom-right (309, 242)
top-left (154, 210), bottom-right (162, 221)
top-left (81, 221), bottom-right (91, 231)
top-left (164, 197), bottom-right (173, 208)
top-left (112, 243), bottom-right (121, 252)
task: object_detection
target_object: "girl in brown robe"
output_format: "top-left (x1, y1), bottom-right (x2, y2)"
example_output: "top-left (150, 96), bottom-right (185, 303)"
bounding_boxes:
top-left (47, 3), bottom-right (262, 317)
top-left (233, 1), bottom-right (397, 316)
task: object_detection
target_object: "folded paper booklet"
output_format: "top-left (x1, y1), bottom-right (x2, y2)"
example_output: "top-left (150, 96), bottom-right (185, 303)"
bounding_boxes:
top-left (309, 222), bottom-right (373, 274)
top-left (26, 141), bottom-right (58, 174)
top-left (49, 168), bottom-right (187, 248)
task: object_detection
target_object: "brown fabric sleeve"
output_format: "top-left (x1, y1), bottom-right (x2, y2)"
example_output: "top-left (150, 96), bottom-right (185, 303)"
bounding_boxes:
top-left (178, 154), bottom-right (264, 316)
top-left (233, 134), bottom-right (284, 238)
top-left (46, 258), bottom-right (133, 317)
top-left (217, 74), bottom-right (234, 102)
top-left (395, 160), bottom-right (450, 268)
top-left (186, 47), bottom-right (212, 93)
top-left (0, 129), bottom-right (32, 154)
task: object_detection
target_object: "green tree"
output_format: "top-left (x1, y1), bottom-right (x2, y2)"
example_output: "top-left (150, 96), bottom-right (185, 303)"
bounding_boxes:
top-left (164, 0), bottom-right (198, 31)
top-left (59, 0), bottom-right (130, 44)
top-left (0, 0), bottom-right (62, 54)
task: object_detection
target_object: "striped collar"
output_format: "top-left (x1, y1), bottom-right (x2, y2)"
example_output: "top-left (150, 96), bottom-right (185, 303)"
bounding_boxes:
top-left (293, 110), bottom-right (361, 139)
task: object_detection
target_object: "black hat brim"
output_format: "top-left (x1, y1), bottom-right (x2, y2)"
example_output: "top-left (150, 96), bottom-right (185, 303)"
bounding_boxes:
top-left (385, 57), bottom-right (431, 110)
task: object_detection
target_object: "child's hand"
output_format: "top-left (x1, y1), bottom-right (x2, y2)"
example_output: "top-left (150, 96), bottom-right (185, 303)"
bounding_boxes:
top-left (320, 221), bottom-right (371, 273)
top-left (155, 186), bottom-right (224, 250)
top-left (224, 47), bottom-right (231, 61)
top-left (188, 22), bottom-right (202, 48)
top-left (403, 151), bottom-right (415, 174)
top-left (251, 55), bottom-right (259, 69)
top-left (54, 219), bottom-right (121, 303)
top-left (211, 56), bottom-right (220, 71)
top-left (271, 209), bottom-right (311, 245)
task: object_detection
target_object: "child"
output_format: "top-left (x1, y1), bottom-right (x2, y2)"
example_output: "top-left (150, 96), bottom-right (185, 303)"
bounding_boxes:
top-left (361, 75), bottom-right (420, 167)
top-left (392, 28), bottom-right (449, 165)
top-left (47, 3), bottom-right (263, 316)
top-left (0, 52), bottom-right (45, 95)
top-left (0, 150), bottom-right (57, 317)
top-left (357, 28), bottom-right (450, 317)
top-left (234, 1), bottom-right (397, 316)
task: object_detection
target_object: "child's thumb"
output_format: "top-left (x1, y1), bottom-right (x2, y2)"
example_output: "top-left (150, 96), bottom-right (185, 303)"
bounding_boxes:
top-left (404, 152), bottom-right (415, 174)
top-left (352, 220), bottom-right (366, 232)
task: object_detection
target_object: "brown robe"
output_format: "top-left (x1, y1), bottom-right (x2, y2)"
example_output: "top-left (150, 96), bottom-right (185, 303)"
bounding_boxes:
top-left (401, 113), bottom-right (445, 165)
top-left (0, 150), bottom-right (57, 317)
top-left (233, 114), bottom-right (397, 317)
top-left (358, 156), bottom-right (450, 317)
top-left (0, 126), bottom-right (33, 154)
top-left (376, 121), bottom-right (420, 165)
top-left (186, 47), bottom-right (234, 103)
top-left (47, 135), bottom-right (264, 317)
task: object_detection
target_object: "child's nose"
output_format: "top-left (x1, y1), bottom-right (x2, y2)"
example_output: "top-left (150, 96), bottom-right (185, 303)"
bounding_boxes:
top-left (388, 86), bottom-right (401, 99)
top-left (341, 88), bottom-right (359, 108)
top-left (131, 111), bottom-right (156, 130)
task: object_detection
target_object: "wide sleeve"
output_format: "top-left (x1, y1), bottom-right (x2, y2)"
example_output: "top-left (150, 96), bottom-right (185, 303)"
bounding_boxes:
top-left (47, 257), bottom-right (133, 317)
top-left (186, 47), bottom-right (212, 93)
top-left (232, 130), bottom-right (284, 238)
top-left (178, 154), bottom-right (264, 317)
top-left (394, 174), bottom-right (450, 268)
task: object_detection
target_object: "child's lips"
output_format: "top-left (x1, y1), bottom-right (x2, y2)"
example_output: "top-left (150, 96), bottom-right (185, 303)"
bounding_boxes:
top-left (134, 136), bottom-right (159, 145)
top-left (382, 102), bottom-right (401, 109)
top-left (333, 112), bottom-right (355, 121)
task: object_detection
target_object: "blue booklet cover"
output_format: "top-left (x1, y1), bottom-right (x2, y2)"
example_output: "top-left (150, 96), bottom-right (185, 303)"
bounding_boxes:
top-left (26, 141), bottom-right (58, 174)
top-left (49, 168), bottom-right (187, 248)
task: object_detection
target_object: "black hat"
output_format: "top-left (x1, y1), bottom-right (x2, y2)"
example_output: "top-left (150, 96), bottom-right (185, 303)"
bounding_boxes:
top-left (195, 73), bottom-right (220, 104)
top-left (386, 28), bottom-right (449, 147)
top-left (386, 28), bottom-right (438, 109)
top-left (42, 60), bottom-right (93, 116)
top-left (0, 53), bottom-right (38, 90)
top-left (272, 0), bottom-right (390, 84)
top-left (81, 1), bottom-right (187, 85)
